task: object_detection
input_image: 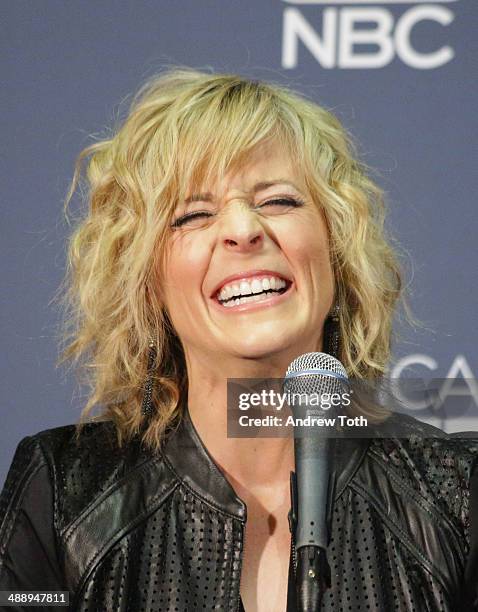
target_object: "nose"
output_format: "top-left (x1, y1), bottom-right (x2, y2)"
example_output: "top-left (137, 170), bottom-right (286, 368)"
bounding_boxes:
top-left (219, 203), bottom-right (264, 253)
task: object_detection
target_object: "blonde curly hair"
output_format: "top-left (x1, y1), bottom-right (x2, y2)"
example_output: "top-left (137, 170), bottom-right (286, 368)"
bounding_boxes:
top-left (60, 68), bottom-right (401, 449)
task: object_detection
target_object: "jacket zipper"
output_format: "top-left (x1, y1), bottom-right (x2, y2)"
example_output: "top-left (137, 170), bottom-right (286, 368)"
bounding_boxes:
top-left (291, 535), bottom-right (298, 578)
top-left (289, 470), bottom-right (298, 581)
top-left (236, 520), bottom-right (246, 612)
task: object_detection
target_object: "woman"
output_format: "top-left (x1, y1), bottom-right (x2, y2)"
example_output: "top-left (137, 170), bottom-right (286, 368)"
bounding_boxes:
top-left (0, 69), bottom-right (477, 612)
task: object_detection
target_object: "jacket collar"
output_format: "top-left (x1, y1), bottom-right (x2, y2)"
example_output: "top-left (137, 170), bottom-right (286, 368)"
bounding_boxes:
top-left (162, 405), bottom-right (370, 521)
top-left (162, 407), bottom-right (247, 519)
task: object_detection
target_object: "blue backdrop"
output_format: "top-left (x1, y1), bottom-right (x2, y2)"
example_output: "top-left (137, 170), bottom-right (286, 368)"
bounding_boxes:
top-left (2, 0), bottom-right (477, 485)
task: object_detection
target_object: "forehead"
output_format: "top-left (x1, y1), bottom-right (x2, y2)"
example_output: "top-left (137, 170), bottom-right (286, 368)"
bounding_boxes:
top-left (184, 139), bottom-right (306, 198)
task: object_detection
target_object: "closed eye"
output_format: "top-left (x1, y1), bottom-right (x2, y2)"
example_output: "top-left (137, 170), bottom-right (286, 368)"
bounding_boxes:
top-left (257, 197), bottom-right (305, 210)
top-left (171, 197), bottom-right (305, 228)
top-left (171, 210), bottom-right (213, 228)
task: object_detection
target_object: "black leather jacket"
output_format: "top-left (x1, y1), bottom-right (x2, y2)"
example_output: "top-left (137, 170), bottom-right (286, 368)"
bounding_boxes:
top-left (1, 409), bottom-right (478, 612)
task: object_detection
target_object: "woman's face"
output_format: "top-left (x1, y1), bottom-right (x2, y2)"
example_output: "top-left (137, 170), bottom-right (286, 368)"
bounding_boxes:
top-left (161, 139), bottom-right (335, 368)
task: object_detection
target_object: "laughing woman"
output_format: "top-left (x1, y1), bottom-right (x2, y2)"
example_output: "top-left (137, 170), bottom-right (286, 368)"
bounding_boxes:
top-left (1, 69), bottom-right (477, 612)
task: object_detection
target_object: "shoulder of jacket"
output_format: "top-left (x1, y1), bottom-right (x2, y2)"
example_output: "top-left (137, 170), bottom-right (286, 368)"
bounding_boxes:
top-left (367, 413), bottom-right (478, 526)
top-left (29, 422), bottom-right (162, 530)
top-left (369, 412), bottom-right (478, 467)
top-left (31, 421), bottom-right (118, 460)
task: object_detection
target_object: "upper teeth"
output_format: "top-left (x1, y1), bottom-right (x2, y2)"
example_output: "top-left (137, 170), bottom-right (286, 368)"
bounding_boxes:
top-left (218, 276), bottom-right (287, 302)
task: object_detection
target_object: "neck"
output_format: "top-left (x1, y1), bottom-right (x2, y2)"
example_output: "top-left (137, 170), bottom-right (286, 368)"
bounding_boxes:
top-left (185, 351), bottom-right (296, 491)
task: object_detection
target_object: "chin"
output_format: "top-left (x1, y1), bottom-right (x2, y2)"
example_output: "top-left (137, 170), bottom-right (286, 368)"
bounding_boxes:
top-left (227, 333), bottom-right (308, 362)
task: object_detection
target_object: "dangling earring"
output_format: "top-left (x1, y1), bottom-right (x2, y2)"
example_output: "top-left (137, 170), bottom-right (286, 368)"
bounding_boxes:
top-left (324, 304), bottom-right (340, 358)
top-left (141, 338), bottom-right (156, 417)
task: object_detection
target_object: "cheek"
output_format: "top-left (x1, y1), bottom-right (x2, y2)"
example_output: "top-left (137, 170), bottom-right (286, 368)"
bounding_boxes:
top-left (162, 235), bottom-right (210, 304)
top-left (285, 217), bottom-right (334, 303)
top-left (286, 216), bottom-right (332, 267)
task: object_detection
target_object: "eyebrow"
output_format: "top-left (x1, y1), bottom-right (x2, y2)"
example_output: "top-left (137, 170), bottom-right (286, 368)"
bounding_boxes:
top-left (184, 180), bottom-right (301, 204)
top-left (185, 192), bottom-right (214, 204)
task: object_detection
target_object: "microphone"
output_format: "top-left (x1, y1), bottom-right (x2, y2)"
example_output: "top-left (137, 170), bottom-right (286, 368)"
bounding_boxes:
top-left (284, 352), bottom-right (348, 612)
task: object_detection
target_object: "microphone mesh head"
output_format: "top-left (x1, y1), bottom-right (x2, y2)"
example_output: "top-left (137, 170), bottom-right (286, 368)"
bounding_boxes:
top-left (284, 352), bottom-right (348, 396)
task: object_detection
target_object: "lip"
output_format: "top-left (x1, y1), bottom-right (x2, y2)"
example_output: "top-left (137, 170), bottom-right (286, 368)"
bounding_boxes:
top-left (210, 268), bottom-right (292, 299)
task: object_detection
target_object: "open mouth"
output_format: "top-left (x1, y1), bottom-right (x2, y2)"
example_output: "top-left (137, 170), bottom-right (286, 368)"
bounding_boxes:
top-left (214, 275), bottom-right (292, 309)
